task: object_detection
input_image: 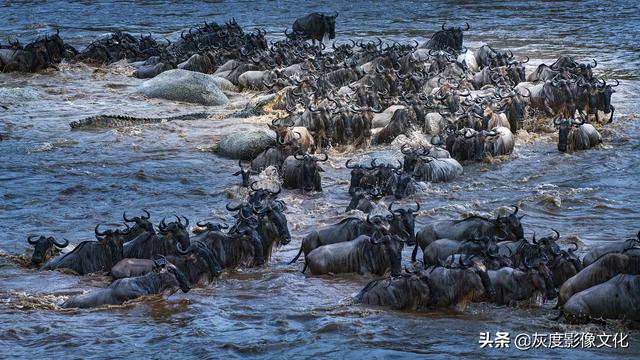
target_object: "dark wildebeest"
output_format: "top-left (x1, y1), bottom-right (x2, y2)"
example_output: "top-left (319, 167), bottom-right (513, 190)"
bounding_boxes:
top-left (558, 253), bottom-right (640, 308)
top-left (554, 118), bottom-right (602, 153)
top-left (287, 12), bottom-right (338, 45)
top-left (356, 271), bottom-right (437, 310)
top-left (305, 234), bottom-right (405, 276)
top-left (281, 153), bottom-right (328, 192)
top-left (42, 224), bottom-right (131, 275)
top-left (413, 206), bottom-right (525, 261)
top-left (26, 235), bottom-right (69, 266)
top-left (111, 241), bottom-right (222, 284)
top-left (424, 23), bottom-right (469, 52)
top-left (487, 256), bottom-right (557, 305)
top-left (233, 159), bottom-right (258, 187)
top-left (581, 231), bottom-right (640, 267)
top-left (424, 259), bottom-right (495, 310)
top-left (290, 214), bottom-right (392, 265)
top-left (561, 274), bottom-right (640, 323)
top-left (123, 216), bottom-right (190, 259)
top-left (61, 257), bottom-right (191, 309)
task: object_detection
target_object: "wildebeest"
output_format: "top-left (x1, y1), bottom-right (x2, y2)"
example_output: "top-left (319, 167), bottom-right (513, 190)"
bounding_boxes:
top-left (0, 33), bottom-right (67, 72)
top-left (42, 224), bottom-right (131, 275)
top-left (281, 153), bottom-right (328, 192)
top-left (291, 214), bottom-right (392, 264)
top-left (233, 159), bottom-right (258, 187)
top-left (356, 271), bottom-right (437, 310)
top-left (61, 257), bottom-right (191, 309)
top-left (287, 12), bottom-right (338, 45)
top-left (26, 235), bottom-right (69, 266)
top-left (487, 257), bottom-right (557, 305)
top-left (305, 234), bottom-right (404, 276)
top-left (558, 253), bottom-right (640, 307)
top-left (581, 231), bottom-right (640, 267)
top-left (111, 241), bottom-right (222, 284)
top-left (561, 274), bottom-right (640, 323)
top-left (412, 156), bottom-right (463, 183)
top-left (424, 260), bottom-right (495, 310)
top-left (554, 118), bottom-right (602, 153)
top-left (424, 23), bottom-right (469, 52)
top-left (123, 216), bottom-right (190, 259)
top-left (413, 206), bottom-right (525, 261)
top-left (483, 126), bottom-right (514, 157)
top-left (371, 108), bottom-right (414, 145)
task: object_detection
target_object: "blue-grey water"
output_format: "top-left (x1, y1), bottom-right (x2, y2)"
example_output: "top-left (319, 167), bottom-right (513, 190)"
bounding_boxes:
top-left (1, 1), bottom-right (639, 358)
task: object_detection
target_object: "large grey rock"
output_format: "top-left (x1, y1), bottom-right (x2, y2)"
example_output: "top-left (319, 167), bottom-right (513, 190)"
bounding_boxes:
top-left (134, 69), bottom-right (228, 106)
top-left (217, 128), bottom-right (276, 160)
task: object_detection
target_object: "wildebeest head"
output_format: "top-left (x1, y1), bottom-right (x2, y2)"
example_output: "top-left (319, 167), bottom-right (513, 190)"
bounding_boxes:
top-left (253, 200), bottom-right (291, 246)
top-left (248, 182), bottom-right (281, 207)
top-left (554, 118), bottom-right (580, 152)
top-left (123, 209), bottom-right (155, 238)
top-left (499, 88), bottom-right (530, 130)
top-left (367, 213), bottom-right (393, 236)
top-left (370, 234), bottom-right (405, 276)
top-left (524, 256), bottom-right (557, 300)
top-left (389, 201), bottom-right (420, 246)
top-left (324, 13), bottom-right (338, 40)
top-left (157, 215), bottom-right (190, 249)
top-left (176, 241), bottom-right (223, 277)
top-left (27, 235), bottom-right (69, 266)
top-left (153, 256), bottom-right (191, 293)
top-left (593, 79), bottom-right (618, 116)
top-left (533, 229), bottom-right (562, 258)
top-left (233, 160), bottom-right (259, 188)
top-left (393, 170), bottom-right (415, 200)
top-left (496, 206), bottom-right (525, 240)
top-left (294, 152), bottom-right (328, 192)
top-left (346, 158), bottom-right (375, 195)
top-left (400, 144), bottom-right (426, 173)
top-left (459, 255), bottom-right (496, 298)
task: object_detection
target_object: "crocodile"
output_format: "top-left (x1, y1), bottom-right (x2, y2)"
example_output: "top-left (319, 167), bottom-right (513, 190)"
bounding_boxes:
top-left (69, 112), bottom-right (212, 130)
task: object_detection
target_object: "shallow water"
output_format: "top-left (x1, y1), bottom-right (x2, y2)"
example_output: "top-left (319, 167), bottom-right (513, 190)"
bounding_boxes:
top-left (1, 1), bottom-right (640, 358)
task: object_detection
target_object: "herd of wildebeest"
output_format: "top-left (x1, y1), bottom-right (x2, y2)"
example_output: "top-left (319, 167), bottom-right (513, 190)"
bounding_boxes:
top-left (4, 13), bottom-right (639, 324)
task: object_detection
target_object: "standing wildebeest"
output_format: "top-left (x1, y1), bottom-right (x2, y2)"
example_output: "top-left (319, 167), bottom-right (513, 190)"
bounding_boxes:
top-left (61, 257), bottom-right (191, 309)
top-left (558, 253), bottom-right (640, 307)
top-left (26, 235), bottom-right (69, 266)
top-left (282, 153), bottom-right (328, 192)
top-left (424, 23), bottom-right (469, 52)
top-left (305, 234), bottom-right (404, 276)
top-left (287, 12), bottom-right (338, 45)
top-left (413, 206), bottom-right (525, 261)
top-left (487, 257), bottom-right (557, 305)
top-left (561, 274), bottom-right (640, 323)
top-left (42, 224), bottom-right (131, 275)
top-left (290, 214), bottom-right (392, 264)
top-left (554, 118), bottom-right (602, 153)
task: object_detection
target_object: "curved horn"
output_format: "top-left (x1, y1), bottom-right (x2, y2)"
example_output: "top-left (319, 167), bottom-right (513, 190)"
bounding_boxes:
top-left (27, 235), bottom-right (41, 245)
top-left (123, 211), bottom-right (136, 222)
top-left (51, 237), bottom-right (69, 248)
top-left (95, 224), bottom-right (109, 237)
top-left (410, 201), bottom-right (420, 212)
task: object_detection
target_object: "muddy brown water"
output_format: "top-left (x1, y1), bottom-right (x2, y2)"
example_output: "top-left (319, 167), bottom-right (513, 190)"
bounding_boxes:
top-left (1, 1), bottom-right (640, 358)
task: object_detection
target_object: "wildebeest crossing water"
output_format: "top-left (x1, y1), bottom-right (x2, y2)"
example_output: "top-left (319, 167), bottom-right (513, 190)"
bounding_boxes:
top-left (1, 1), bottom-right (640, 358)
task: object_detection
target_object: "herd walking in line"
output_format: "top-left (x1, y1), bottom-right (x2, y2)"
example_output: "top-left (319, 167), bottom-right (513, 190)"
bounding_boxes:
top-left (3, 11), bottom-right (637, 324)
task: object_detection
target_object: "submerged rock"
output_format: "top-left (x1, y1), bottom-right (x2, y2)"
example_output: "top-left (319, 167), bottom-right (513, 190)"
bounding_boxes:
top-left (217, 128), bottom-right (276, 160)
top-left (133, 69), bottom-right (228, 106)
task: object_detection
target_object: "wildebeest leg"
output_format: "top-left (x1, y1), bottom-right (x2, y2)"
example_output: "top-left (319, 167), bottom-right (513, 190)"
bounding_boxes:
top-left (543, 99), bottom-right (555, 117)
top-left (607, 105), bottom-right (614, 123)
